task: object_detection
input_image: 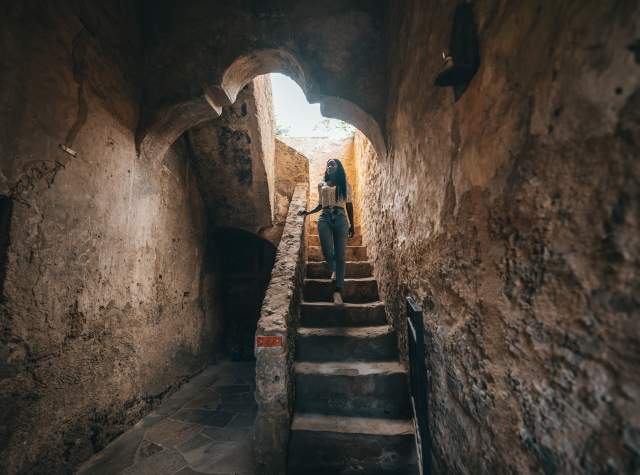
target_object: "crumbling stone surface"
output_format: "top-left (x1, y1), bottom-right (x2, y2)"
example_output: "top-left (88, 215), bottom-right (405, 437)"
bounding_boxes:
top-left (254, 183), bottom-right (308, 475)
top-left (187, 77), bottom-right (276, 237)
top-left (274, 139), bottom-right (309, 227)
top-left (0, 4), bottom-right (223, 474)
top-left (353, 1), bottom-right (640, 473)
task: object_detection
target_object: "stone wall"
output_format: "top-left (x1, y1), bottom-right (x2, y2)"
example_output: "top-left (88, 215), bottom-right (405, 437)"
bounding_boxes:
top-left (0, 4), bottom-right (224, 473)
top-left (353, 1), bottom-right (640, 473)
top-left (254, 183), bottom-right (308, 475)
top-left (187, 77), bottom-right (276, 238)
top-left (274, 139), bottom-right (310, 227)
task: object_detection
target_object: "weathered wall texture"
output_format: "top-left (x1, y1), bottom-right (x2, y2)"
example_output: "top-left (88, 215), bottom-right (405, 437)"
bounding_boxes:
top-left (0, 4), bottom-right (223, 473)
top-left (274, 139), bottom-right (309, 227)
top-left (353, 1), bottom-right (640, 474)
top-left (187, 77), bottom-right (276, 239)
top-left (255, 183), bottom-right (308, 475)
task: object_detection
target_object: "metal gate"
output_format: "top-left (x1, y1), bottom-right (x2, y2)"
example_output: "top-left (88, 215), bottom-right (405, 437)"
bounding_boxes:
top-left (406, 295), bottom-right (430, 474)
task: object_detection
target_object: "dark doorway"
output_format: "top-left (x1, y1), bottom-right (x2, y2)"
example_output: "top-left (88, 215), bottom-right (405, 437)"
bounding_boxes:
top-left (216, 228), bottom-right (277, 360)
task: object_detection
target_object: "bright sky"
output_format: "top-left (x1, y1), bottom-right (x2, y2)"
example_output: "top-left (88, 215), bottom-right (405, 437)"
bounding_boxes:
top-left (269, 73), bottom-right (355, 139)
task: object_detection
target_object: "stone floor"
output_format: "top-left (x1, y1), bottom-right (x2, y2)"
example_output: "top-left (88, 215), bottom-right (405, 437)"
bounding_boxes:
top-left (77, 361), bottom-right (257, 475)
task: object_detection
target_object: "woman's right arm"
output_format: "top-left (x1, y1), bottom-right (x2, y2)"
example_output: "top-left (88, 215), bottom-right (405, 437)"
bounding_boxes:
top-left (298, 203), bottom-right (322, 216)
top-left (298, 182), bottom-right (324, 216)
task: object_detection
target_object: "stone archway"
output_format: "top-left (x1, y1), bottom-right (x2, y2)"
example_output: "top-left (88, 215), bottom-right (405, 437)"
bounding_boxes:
top-left (138, 48), bottom-right (387, 163)
top-left (214, 49), bottom-right (387, 158)
top-left (137, 1), bottom-right (388, 163)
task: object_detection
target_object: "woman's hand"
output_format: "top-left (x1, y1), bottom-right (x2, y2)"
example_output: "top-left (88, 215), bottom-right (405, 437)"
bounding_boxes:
top-left (297, 209), bottom-right (308, 216)
top-left (348, 226), bottom-right (354, 238)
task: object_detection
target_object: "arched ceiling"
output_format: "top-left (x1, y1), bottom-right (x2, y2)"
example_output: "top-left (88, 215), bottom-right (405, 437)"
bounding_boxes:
top-left (137, 0), bottom-right (388, 161)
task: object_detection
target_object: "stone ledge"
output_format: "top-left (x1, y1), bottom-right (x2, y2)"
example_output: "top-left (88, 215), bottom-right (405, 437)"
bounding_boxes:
top-left (254, 182), bottom-right (308, 475)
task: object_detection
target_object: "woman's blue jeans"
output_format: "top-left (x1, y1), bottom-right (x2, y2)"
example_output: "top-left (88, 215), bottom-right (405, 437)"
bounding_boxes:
top-left (317, 208), bottom-right (349, 290)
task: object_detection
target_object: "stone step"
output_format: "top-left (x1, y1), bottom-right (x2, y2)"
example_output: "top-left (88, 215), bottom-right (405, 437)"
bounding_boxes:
top-left (303, 278), bottom-right (379, 303)
top-left (296, 326), bottom-right (397, 362)
top-left (305, 261), bottom-right (372, 279)
top-left (288, 414), bottom-right (419, 475)
top-left (308, 234), bottom-right (362, 246)
top-left (294, 361), bottom-right (410, 419)
top-left (307, 245), bottom-right (368, 262)
top-left (309, 223), bottom-right (362, 235)
top-left (300, 301), bottom-right (386, 327)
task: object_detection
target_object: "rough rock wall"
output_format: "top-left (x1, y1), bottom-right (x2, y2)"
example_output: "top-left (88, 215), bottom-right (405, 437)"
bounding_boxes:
top-left (354, 1), bottom-right (640, 474)
top-left (274, 139), bottom-right (310, 226)
top-left (187, 77), bottom-right (276, 238)
top-left (253, 76), bottom-right (277, 224)
top-left (0, 4), bottom-right (223, 473)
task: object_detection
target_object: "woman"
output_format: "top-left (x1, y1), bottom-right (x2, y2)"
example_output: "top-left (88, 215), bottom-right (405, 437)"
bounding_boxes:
top-left (298, 159), bottom-right (355, 305)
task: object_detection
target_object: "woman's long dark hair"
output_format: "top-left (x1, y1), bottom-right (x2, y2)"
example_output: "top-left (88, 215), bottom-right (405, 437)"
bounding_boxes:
top-left (324, 159), bottom-right (348, 201)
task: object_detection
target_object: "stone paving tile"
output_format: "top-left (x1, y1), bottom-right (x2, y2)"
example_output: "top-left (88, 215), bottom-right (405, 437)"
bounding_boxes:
top-left (201, 427), bottom-right (249, 442)
top-left (214, 384), bottom-right (252, 394)
top-left (137, 440), bottom-right (163, 460)
top-left (225, 413), bottom-right (256, 430)
top-left (174, 468), bottom-right (212, 475)
top-left (77, 361), bottom-right (256, 475)
top-left (183, 439), bottom-right (254, 474)
top-left (219, 392), bottom-right (255, 405)
top-left (184, 392), bottom-right (222, 410)
top-left (172, 409), bottom-right (236, 427)
top-left (145, 419), bottom-right (203, 449)
top-left (120, 448), bottom-right (186, 475)
top-left (220, 402), bottom-right (257, 415)
top-left (76, 413), bottom-right (164, 475)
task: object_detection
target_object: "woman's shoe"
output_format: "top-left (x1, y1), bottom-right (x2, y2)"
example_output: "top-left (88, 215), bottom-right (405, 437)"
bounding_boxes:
top-left (330, 271), bottom-right (336, 284)
top-left (333, 290), bottom-right (344, 307)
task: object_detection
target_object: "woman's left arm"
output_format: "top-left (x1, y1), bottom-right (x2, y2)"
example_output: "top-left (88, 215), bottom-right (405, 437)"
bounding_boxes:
top-left (346, 202), bottom-right (355, 238)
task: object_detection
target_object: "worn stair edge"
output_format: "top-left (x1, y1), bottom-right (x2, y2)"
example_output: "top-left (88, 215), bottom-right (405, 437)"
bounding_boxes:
top-left (305, 261), bottom-right (372, 279)
top-left (294, 361), bottom-right (411, 418)
top-left (308, 224), bottom-right (362, 234)
top-left (300, 300), bottom-right (386, 325)
top-left (308, 234), bottom-right (362, 246)
top-left (295, 361), bottom-right (406, 376)
top-left (307, 245), bottom-right (368, 262)
top-left (297, 325), bottom-right (392, 338)
top-left (303, 277), bottom-right (380, 303)
top-left (290, 413), bottom-right (414, 436)
top-left (296, 325), bottom-right (397, 362)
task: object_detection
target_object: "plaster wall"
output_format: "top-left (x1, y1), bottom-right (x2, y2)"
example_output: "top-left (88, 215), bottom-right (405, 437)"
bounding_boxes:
top-left (274, 139), bottom-right (310, 227)
top-left (0, 4), bottom-right (223, 473)
top-left (353, 1), bottom-right (640, 473)
top-left (187, 77), bottom-right (276, 238)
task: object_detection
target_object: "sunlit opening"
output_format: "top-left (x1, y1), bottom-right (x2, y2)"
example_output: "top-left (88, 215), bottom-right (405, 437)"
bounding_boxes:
top-left (269, 73), bottom-right (355, 139)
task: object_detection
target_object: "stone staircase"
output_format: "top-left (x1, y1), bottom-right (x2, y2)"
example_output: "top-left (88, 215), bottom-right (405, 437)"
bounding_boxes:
top-left (287, 221), bottom-right (419, 474)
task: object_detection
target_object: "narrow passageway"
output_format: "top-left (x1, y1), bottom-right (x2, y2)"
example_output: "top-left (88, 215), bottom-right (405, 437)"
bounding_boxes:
top-left (288, 187), bottom-right (418, 474)
top-left (1, 2), bottom-right (638, 475)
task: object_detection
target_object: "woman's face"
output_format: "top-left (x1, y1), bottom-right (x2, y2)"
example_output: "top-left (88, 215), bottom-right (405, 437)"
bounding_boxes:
top-left (326, 160), bottom-right (338, 177)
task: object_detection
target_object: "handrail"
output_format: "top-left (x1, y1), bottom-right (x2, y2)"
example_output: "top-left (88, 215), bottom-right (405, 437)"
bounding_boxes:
top-left (407, 295), bottom-right (431, 475)
top-left (254, 183), bottom-right (308, 475)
